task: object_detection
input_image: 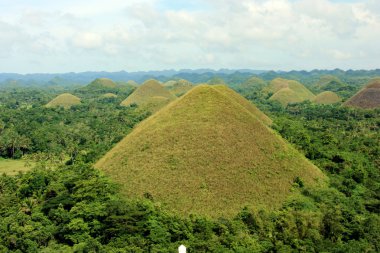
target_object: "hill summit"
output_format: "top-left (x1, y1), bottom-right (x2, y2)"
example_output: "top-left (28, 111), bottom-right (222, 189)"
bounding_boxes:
top-left (344, 78), bottom-right (380, 109)
top-left (87, 78), bottom-right (117, 88)
top-left (266, 78), bottom-right (315, 106)
top-left (45, 93), bottom-right (81, 109)
top-left (96, 85), bottom-right (324, 217)
top-left (120, 79), bottom-right (176, 112)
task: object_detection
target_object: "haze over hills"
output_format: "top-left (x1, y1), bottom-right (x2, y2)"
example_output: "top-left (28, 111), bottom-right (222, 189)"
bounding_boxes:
top-left (120, 79), bottom-right (176, 112)
top-left (1, 69), bottom-right (379, 89)
top-left (96, 85), bottom-right (324, 217)
top-left (45, 93), bottom-right (81, 109)
top-left (344, 78), bottom-right (380, 109)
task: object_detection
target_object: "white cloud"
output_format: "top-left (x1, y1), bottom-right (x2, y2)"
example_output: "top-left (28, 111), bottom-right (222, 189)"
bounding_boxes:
top-left (0, 0), bottom-right (379, 73)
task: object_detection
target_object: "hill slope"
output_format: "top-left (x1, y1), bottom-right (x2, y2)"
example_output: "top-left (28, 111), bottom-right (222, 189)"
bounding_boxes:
top-left (344, 78), bottom-right (380, 109)
top-left (312, 91), bottom-right (341, 104)
top-left (96, 85), bottom-right (324, 217)
top-left (120, 79), bottom-right (176, 112)
top-left (45, 93), bottom-right (81, 109)
top-left (266, 78), bottom-right (315, 106)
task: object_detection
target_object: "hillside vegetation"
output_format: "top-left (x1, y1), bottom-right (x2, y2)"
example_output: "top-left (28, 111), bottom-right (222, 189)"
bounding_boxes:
top-left (96, 85), bottom-right (324, 217)
top-left (344, 78), bottom-right (380, 109)
top-left (45, 93), bottom-right (81, 109)
top-left (120, 79), bottom-right (176, 112)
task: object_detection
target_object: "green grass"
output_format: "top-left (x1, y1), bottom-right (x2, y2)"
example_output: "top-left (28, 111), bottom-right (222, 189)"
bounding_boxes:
top-left (45, 93), bottom-right (81, 109)
top-left (266, 78), bottom-right (315, 106)
top-left (96, 84), bottom-right (325, 217)
top-left (312, 91), bottom-right (341, 104)
top-left (0, 159), bottom-right (33, 175)
top-left (120, 79), bottom-right (176, 112)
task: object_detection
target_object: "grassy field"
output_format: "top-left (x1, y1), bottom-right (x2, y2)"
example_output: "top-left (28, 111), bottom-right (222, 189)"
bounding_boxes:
top-left (96, 84), bottom-right (325, 217)
top-left (45, 93), bottom-right (81, 109)
top-left (313, 91), bottom-right (341, 104)
top-left (0, 159), bottom-right (33, 175)
top-left (120, 79), bottom-right (176, 112)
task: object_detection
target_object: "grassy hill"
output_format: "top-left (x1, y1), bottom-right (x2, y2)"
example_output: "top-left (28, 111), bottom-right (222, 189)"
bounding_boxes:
top-left (344, 78), bottom-right (380, 109)
top-left (164, 79), bottom-right (194, 97)
top-left (45, 93), bottom-right (81, 109)
top-left (235, 77), bottom-right (267, 93)
top-left (120, 79), bottom-right (176, 112)
top-left (96, 85), bottom-right (324, 217)
top-left (312, 91), bottom-right (341, 104)
top-left (316, 75), bottom-right (345, 90)
top-left (76, 78), bottom-right (135, 98)
top-left (266, 78), bottom-right (315, 106)
top-left (87, 78), bottom-right (117, 88)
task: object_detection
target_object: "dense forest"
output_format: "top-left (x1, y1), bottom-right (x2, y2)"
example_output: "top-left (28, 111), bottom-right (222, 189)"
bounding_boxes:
top-left (0, 73), bottom-right (379, 252)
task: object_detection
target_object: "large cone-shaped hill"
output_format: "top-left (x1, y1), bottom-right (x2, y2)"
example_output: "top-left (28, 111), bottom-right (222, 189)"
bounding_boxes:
top-left (266, 78), bottom-right (315, 106)
top-left (344, 78), bottom-right (380, 109)
top-left (45, 93), bottom-right (81, 109)
top-left (164, 79), bottom-right (194, 97)
top-left (96, 85), bottom-right (324, 217)
top-left (312, 91), bottom-right (341, 104)
top-left (120, 79), bottom-right (176, 112)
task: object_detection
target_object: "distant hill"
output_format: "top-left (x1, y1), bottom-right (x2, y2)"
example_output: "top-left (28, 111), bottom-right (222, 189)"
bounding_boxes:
top-left (344, 78), bottom-right (380, 109)
top-left (120, 79), bottom-right (176, 112)
top-left (164, 79), bottom-right (194, 96)
top-left (207, 76), bottom-right (226, 85)
top-left (87, 78), bottom-right (117, 88)
top-left (101, 93), bottom-right (118, 98)
top-left (96, 85), bottom-right (324, 217)
top-left (266, 78), bottom-right (315, 106)
top-left (76, 78), bottom-right (135, 98)
top-left (235, 77), bottom-right (267, 93)
top-left (45, 93), bottom-right (81, 109)
top-left (312, 91), bottom-right (341, 104)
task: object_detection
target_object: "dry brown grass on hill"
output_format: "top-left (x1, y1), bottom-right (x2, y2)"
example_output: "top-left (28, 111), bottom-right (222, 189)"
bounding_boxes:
top-left (344, 78), bottom-right (380, 109)
top-left (120, 79), bottom-right (176, 112)
top-left (96, 84), bottom-right (325, 218)
top-left (45, 93), bottom-right (81, 109)
top-left (213, 85), bottom-right (272, 125)
top-left (312, 91), bottom-right (341, 104)
top-left (101, 93), bottom-right (118, 98)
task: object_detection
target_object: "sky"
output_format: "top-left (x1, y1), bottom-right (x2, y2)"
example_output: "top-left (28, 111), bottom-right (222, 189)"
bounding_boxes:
top-left (0, 0), bottom-right (379, 73)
